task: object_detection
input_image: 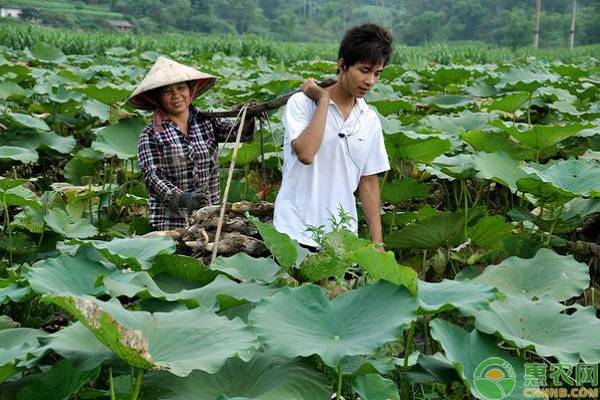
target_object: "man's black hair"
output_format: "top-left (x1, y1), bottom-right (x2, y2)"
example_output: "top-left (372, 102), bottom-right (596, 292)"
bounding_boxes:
top-left (338, 23), bottom-right (394, 70)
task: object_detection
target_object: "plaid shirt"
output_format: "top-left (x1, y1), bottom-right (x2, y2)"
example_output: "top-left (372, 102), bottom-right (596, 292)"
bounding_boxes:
top-left (138, 105), bottom-right (238, 230)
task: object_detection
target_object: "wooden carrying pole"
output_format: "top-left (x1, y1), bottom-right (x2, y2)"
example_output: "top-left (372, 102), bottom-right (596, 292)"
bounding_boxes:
top-left (569, 0), bottom-right (577, 51)
top-left (533, 0), bottom-right (542, 49)
top-left (198, 77), bottom-right (336, 118)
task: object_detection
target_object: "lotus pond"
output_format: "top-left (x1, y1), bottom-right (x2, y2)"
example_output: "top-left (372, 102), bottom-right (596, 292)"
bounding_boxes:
top-left (0, 39), bottom-right (599, 400)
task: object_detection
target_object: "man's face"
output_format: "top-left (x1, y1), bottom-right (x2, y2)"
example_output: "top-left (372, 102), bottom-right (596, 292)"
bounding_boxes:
top-left (158, 82), bottom-right (191, 116)
top-left (340, 60), bottom-right (385, 98)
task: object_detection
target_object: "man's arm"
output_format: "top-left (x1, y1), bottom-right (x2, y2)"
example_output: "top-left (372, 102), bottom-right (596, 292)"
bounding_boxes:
top-left (358, 174), bottom-right (385, 251)
top-left (290, 79), bottom-right (330, 165)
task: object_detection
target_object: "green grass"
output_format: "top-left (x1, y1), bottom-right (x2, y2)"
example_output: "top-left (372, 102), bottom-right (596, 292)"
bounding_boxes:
top-left (1, 19), bottom-right (599, 65)
top-left (3, 0), bottom-right (124, 18)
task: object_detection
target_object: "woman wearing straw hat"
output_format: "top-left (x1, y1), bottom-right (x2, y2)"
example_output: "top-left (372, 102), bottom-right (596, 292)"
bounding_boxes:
top-left (129, 56), bottom-right (254, 231)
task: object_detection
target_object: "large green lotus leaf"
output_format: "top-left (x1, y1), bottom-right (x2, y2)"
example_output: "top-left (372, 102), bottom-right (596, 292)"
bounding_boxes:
top-left (487, 92), bottom-right (531, 114)
top-left (141, 354), bottom-right (330, 400)
top-left (1, 185), bottom-right (39, 209)
top-left (381, 177), bottom-right (428, 204)
top-left (467, 215), bottom-right (513, 249)
top-left (6, 130), bottom-right (76, 154)
top-left (418, 279), bottom-right (498, 313)
top-left (370, 98), bottom-right (414, 116)
top-left (44, 208), bottom-right (98, 239)
top-left (467, 80), bottom-right (498, 97)
top-left (497, 68), bottom-right (559, 91)
top-left (248, 281), bottom-right (417, 368)
top-left (211, 253), bottom-right (280, 283)
top-left (472, 151), bottom-right (529, 192)
top-left (0, 146), bottom-right (38, 164)
top-left (421, 111), bottom-right (492, 135)
top-left (405, 352), bottom-right (461, 384)
top-left (430, 318), bottom-right (534, 400)
top-left (550, 64), bottom-right (588, 80)
top-left (82, 99), bottom-right (110, 122)
top-left (460, 296), bottom-right (600, 366)
top-left (0, 178), bottom-right (29, 191)
top-left (76, 82), bottom-right (131, 105)
top-left (48, 85), bottom-right (84, 104)
top-left (461, 130), bottom-right (533, 160)
top-left (385, 212), bottom-right (466, 250)
top-left (423, 95), bottom-right (473, 110)
top-left (71, 236), bottom-right (176, 270)
top-left (248, 215), bottom-right (297, 271)
top-left (516, 177), bottom-right (576, 204)
top-left (0, 81), bottom-right (27, 99)
top-left (387, 134), bottom-right (452, 163)
top-left (219, 142), bottom-right (279, 167)
top-left (431, 66), bottom-right (472, 85)
top-left (0, 316), bottom-right (19, 330)
top-left (40, 322), bottom-right (113, 370)
top-left (0, 283), bottom-right (31, 304)
top-left (352, 374), bottom-right (400, 400)
top-left (0, 328), bottom-right (45, 383)
top-left (29, 42), bottom-right (66, 63)
top-left (522, 159), bottom-right (600, 197)
top-left (16, 359), bottom-right (100, 400)
top-left (151, 253), bottom-right (219, 286)
top-left (474, 248), bottom-right (589, 302)
top-left (504, 123), bottom-right (590, 150)
top-left (26, 254), bottom-right (110, 296)
top-left (8, 113), bottom-right (50, 131)
top-left (352, 247), bottom-right (418, 295)
top-left (424, 154), bottom-right (477, 180)
top-left (105, 272), bottom-right (279, 310)
top-left (92, 118), bottom-right (145, 160)
top-left (536, 87), bottom-right (577, 103)
top-left (43, 294), bottom-right (258, 376)
top-left (548, 100), bottom-right (580, 116)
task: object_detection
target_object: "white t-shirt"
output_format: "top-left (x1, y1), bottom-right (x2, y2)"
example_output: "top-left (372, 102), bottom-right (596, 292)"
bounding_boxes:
top-left (273, 92), bottom-right (390, 246)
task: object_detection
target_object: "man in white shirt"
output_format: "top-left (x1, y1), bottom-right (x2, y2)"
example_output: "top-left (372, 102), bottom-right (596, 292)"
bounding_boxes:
top-left (273, 23), bottom-right (393, 249)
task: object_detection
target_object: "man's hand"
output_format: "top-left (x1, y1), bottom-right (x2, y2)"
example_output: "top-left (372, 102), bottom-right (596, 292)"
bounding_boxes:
top-left (178, 192), bottom-right (207, 212)
top-left (301, 78), bottom-right (330, 102)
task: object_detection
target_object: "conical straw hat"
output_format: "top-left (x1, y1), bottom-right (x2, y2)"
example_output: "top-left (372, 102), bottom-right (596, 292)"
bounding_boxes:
top-left (127, 56), bottom-right (217, 110)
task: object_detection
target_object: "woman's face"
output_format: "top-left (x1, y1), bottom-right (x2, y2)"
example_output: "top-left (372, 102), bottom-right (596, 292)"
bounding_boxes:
top-left (158, 82), bottom-right (191, 116)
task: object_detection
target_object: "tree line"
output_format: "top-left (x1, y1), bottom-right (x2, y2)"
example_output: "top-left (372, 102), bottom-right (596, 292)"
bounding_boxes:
top-left (38, 0), bottom-right (600, 48)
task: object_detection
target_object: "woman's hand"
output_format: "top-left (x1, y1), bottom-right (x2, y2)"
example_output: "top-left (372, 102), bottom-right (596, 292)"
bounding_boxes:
top-left (301, 78), bottom-right (330, 102)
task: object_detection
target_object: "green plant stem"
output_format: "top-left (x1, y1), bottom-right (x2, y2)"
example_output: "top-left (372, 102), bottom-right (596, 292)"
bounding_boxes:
top-left (109, 367), bottom-right (116, 400)
top-left (527, 91), bottom-right (533, 128)
top-left (404, 321), bottom-right (416, 369)
top-left (131, 368), bottom-right (144, 400)
top-left (336, 360), bottom-right (343, 400)
top-left (3, 193), bottom-right (13, 265)
top-left (545, 204), bottom-right (564, 246)
top-left (462, 180), bottom-right (468, 242)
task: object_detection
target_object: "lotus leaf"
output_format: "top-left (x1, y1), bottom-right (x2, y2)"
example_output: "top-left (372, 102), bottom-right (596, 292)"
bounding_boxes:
top-left (462, 130), bottom-right (532, 160)
top-left (423, 95), bottom-right (473, 109)
top-left (43, 294), bottom-right (258, 375)
top-left (418, 279), bottom-right (498, 313)
top-left (105, 272), bottom-right (279, 310)
top-left (522, 158), bottom-right (600, 197)
top-left (430, 318), bottom-right (537, 400)
top-left (386, 212), bottom-right (470, 249)
top-left (211, 253), bottom-right (280, 283)
top-left (248, 281), bottom-right (417, 368)
top-left (497, 68), bottom-right (559, 91)
top-left (0, 316), bottom-right (19, 330)
top-left (352, 247), bottom-right (418, 295)
top-left (44, 208), bottom-right (98, 239)
top-left (370, 98), bottom-right (414, 116)
top-left (29, 42), bottom-right (66, 63)
top-left (352, 374), bottom-right (400, 400)
top-left (48, 85), bottom-right (84, 104)
top-left (516, 177), bottom-right (576, 204)
top-left (386, 134), bottom-right (452, 163)
top-left (8, 113), bottom-right (50, 131)
top-left (0, 284), bottom-right (30, 304)
top-left (0, 81), bottom-right (26, 100)
top-left (92, 118), bottom-right (145, 159)
top-left (467, 215), bottom-right (513, 249)
top-left (151, 253), bottom-right (219, 285)
top-left (71, 236), bottom-right (176, 270)
top-left (461, 296), bottom-right (600, 366)
top-left (6, 130), bottom-right (76, 154)
top-left (82, 99), bottom-right (110, 122)
top-left (141, 354), bottom-right (330, 400)
top-left (381, 177), bottom-right (428, 204)
top-left (487, 92), bottom-right (530, 113)
top-left (421, 111), bottom-right (492, 135)
top-left (472, 151), bottom-right (529, 192)
top-left (26, 254), bottom-right (111, 296)
top-left (16, 359), bottom-right (100, 400)
top-left (405, 353), bottom-right (461, 384)
top-left (77, 83), bottom-right (131, 105)
top-left (504, 123), bottom-right (589, 151)
top-left (0, 146), bottom-right (39, 164)
top-left (474, 248), bottom-right (589, 302)
top-left (248, 215), bottom-right (297, 270)
top-left (0, 328), bottom-right (45, 383)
